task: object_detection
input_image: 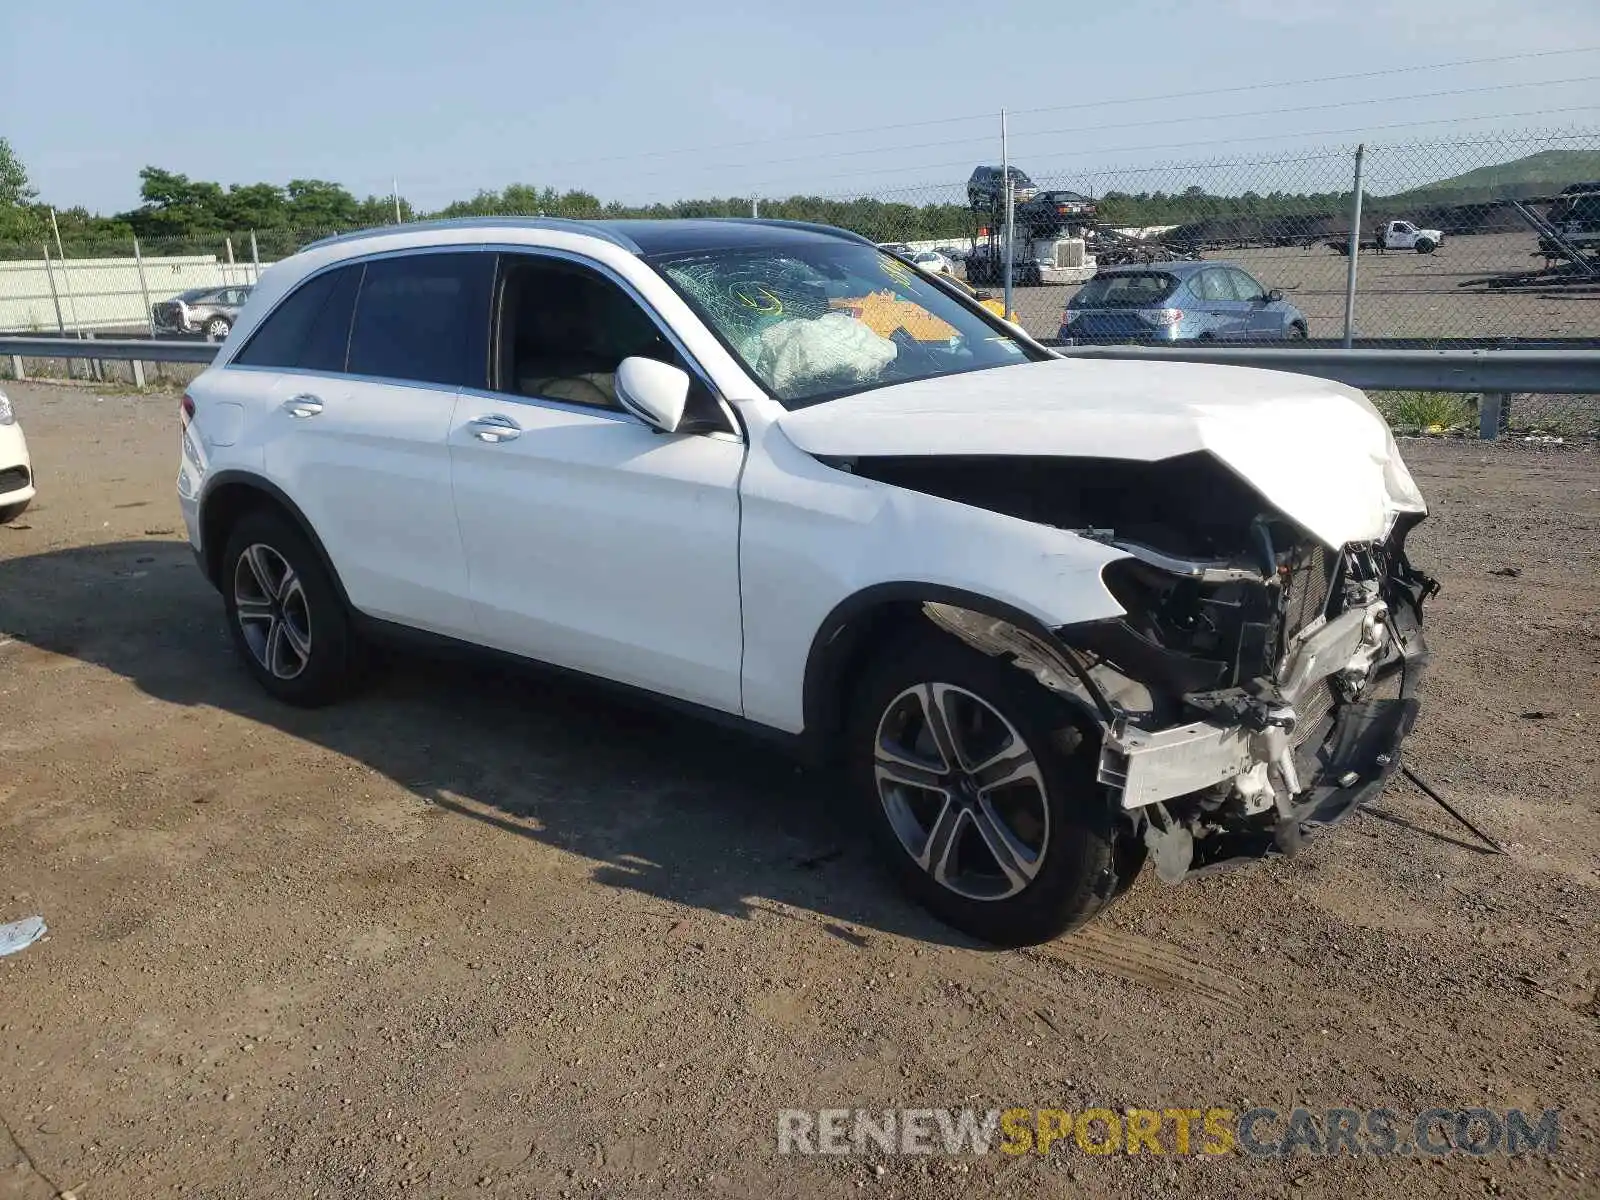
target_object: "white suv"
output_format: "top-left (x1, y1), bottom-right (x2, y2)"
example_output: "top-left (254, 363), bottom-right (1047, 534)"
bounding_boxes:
top-left (178, 217), bottom-right (1436, 944)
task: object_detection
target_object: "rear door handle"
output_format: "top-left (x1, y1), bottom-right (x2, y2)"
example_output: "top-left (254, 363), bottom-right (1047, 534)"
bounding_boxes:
top-left (281, 394), bottom-right (323, 418)
top-left (467, 414), bottom-right (522, 443)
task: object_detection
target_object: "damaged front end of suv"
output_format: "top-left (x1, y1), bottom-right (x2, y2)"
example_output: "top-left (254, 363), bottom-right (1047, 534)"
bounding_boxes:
top-left (852, 447), bottom-right (1438, 882)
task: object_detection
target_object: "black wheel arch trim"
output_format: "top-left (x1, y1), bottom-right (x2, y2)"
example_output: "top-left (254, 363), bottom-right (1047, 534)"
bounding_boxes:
top-left (197, 470), bottom-right (353, 610)
top-left (801, 582), bottom-right (1116, 758)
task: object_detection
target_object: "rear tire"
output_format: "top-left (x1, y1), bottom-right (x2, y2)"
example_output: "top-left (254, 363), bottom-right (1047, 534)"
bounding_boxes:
top-left (221, 508), bottom-right (362, 706)
top-left (1288, 321), bottom-right (1308, 339)
top-left (204, 316), bottom-right (232, 341)
top-left (848, 628), bottom-right (1137, 945)
top-left (0, 498), bottom-right (29, 524)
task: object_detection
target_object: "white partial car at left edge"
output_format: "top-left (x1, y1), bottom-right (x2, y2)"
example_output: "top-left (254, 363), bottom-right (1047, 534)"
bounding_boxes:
top-left (0, 387), bottom-right (34, 523)
top-left (177, 216), bottom-right (1437, 946)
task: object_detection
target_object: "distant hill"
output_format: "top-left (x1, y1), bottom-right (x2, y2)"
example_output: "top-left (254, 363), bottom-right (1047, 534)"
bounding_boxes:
top-left (1386, 149), bottom-right (1600, 206)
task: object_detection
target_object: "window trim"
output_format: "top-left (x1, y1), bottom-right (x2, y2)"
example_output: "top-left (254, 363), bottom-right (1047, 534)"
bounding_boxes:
top-left (482, 244), bottom-right (740, 439)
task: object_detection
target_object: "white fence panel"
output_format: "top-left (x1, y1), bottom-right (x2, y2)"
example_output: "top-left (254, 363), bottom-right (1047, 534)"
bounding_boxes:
top-left (0, 255), bottom-right (269, 333)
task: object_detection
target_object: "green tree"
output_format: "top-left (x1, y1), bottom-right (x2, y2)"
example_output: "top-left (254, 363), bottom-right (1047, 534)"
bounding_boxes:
top-left (0, 137), bottom-right (42, 242)
top-left (284, 179), bottom-right (360, 230)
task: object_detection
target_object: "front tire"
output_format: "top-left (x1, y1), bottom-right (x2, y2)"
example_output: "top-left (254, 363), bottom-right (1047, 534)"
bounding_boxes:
top-left (849, 629), bottom-right (1136, 945)
top-left (221, 508), bottom-right (361, 706)
top-left (0, 498), bottom-right (30, 524)
top-left (204, 316), bottom-right (232, 341)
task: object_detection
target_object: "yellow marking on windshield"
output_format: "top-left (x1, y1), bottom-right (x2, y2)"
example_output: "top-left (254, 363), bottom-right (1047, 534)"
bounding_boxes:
top-left (731, 284), bottom-right (784, 315)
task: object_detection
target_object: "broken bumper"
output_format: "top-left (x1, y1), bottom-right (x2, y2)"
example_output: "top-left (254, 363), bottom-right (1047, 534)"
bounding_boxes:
top-left (1096, 619), bottom-right (1428, 876)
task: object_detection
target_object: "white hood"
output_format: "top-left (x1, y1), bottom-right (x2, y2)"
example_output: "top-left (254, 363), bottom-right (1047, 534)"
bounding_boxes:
top-left (776, 358), bottom-right (1427, 548)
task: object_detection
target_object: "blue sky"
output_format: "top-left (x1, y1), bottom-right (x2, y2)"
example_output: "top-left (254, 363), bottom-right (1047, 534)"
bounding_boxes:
top-left (5, 0), bottom-right (1600, 213)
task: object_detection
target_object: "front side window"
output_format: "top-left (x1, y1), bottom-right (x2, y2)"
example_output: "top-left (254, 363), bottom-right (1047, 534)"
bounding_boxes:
top-left (654, 243), bottom-right (1039, 409)
top-left (1225, 269), bottom-right (1265, 302)
top-left (347, 252), bottom-right (492, 388)
top-left (1191, 270), bottom-right (1235, 303)
top-left (233, 264), bottom-right (361, 373)
top-left (494, 256), bottom-right (677, 410)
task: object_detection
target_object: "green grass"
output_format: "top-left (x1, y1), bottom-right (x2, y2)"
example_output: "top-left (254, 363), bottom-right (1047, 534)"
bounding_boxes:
top-left (1370, 391), bottom-right (1475, 433)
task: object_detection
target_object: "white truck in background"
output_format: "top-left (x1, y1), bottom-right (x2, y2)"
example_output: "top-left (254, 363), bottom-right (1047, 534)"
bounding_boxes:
top-left (1328, 219), bottom-right (1444, 256)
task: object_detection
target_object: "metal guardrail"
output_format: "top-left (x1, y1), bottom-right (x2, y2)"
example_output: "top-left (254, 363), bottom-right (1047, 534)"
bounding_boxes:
top-left (1, 335), bottom-right (220, 364)
top-left (1055, 344), bottom-right (1600, 439)
top-left (1052, 345), bottom-right (1600, 394)
top-left (3, 335), bottom-right (1598, 441)
top-left (1, 334), bottom-right (218, 390)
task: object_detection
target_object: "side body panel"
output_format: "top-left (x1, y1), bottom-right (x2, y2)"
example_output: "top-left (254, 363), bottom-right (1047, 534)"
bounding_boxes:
top-left (732, 411), bottom-right (1128, 734)
top-left (448, 392), bottom-right (746, 714)
top-left (257, 371), bottom-right (475, 635)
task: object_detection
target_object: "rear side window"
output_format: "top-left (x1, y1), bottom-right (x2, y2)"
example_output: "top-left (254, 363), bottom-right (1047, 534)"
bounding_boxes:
top-left (347, 253), bottom-right (492, 388)
top-left (233, 264), bottom-right (361, 372)
top-left (1071, 272), bottom-right (1177, 307)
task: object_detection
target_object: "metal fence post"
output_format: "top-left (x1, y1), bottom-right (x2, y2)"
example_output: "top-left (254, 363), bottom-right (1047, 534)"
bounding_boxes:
top-left (41, 244), bottom-right (65, 335)
top-left (131, 357), bottom-right (146, 388)
top-left (134, 236), bottom-right (156, 337)
top-left (1478, 392), bottom-right (1505, 441)
top-left (1001, 108), bottom-right (1014, 321)
top-left (250, 231), bottom-right (261, 283)
top-left (225, 236), bottom-right (237, 287)
top-left (49, 208), bottom-right (83, 337)
top-left (8, 356), bottom-right (23, 381)
top-left (41, 243), bottom-right (68, 378)
top-left (1342, 143), bottom-right (1364, 348)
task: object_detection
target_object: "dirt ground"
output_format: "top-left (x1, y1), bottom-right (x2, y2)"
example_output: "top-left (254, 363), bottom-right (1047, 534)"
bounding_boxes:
top-left (1, 382), bottom-right (1597, 1200)
top-left (1005, 231), bottom-right (1600, 342)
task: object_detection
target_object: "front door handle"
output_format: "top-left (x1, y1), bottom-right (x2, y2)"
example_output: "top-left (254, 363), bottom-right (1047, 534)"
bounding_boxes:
top-left (281, 394), bottom-right (323, 418)
top-left (467, 414), bottom-right (522, 443)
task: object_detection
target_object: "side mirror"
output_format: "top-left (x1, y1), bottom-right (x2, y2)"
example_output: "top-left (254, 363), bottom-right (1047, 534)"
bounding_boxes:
top-left (615, 357), bottom-right (690, 433)
top-left (1266, 288), bottom-right (1284, 303)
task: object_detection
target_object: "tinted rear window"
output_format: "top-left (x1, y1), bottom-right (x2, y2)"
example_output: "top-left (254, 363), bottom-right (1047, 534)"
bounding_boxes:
top-left (1071, 272), bottom-right (1179, 307)
top-left (346, 253), bottom-right (491, 388)
top-left (233, 264), bottom-right (361, 372)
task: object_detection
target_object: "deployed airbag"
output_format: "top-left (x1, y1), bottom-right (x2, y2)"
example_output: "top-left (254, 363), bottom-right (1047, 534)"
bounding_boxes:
top-left (748, 313), bottom-right (897, 397)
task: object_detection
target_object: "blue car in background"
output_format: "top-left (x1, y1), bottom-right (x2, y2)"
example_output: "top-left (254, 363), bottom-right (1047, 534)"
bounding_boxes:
top-left (1059, 260), bottom-right (1308, 342)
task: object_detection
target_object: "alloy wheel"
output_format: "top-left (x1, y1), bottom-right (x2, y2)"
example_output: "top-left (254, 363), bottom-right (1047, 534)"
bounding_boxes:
top-left (233, 543), bottom-right (312, 680)
top-left (873, 683), bottom-right (1050, 901)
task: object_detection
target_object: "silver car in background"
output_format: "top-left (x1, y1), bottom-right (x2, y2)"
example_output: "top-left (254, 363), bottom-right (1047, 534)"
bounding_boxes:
top-left (153, 285), bottom-right (253, 340)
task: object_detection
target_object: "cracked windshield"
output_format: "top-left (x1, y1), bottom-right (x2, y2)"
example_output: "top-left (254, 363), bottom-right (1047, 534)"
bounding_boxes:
top-left (656, 244), bottom-right (1034, 408)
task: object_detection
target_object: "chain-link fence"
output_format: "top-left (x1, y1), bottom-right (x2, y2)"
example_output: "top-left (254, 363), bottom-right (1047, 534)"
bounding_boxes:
top-left (847, 128), bottom-right (1600, 348)
top-left (1, 128), bottom-right (1594, 431)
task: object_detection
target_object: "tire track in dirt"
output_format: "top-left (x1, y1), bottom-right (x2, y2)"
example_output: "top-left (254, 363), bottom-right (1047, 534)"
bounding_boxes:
top-left (1017, 923), bottom-right (1249, 1008)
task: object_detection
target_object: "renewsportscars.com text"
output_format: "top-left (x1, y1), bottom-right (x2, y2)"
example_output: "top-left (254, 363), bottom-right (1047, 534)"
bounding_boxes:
top-left (776, 1106), bottom-right (1560, 1158)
